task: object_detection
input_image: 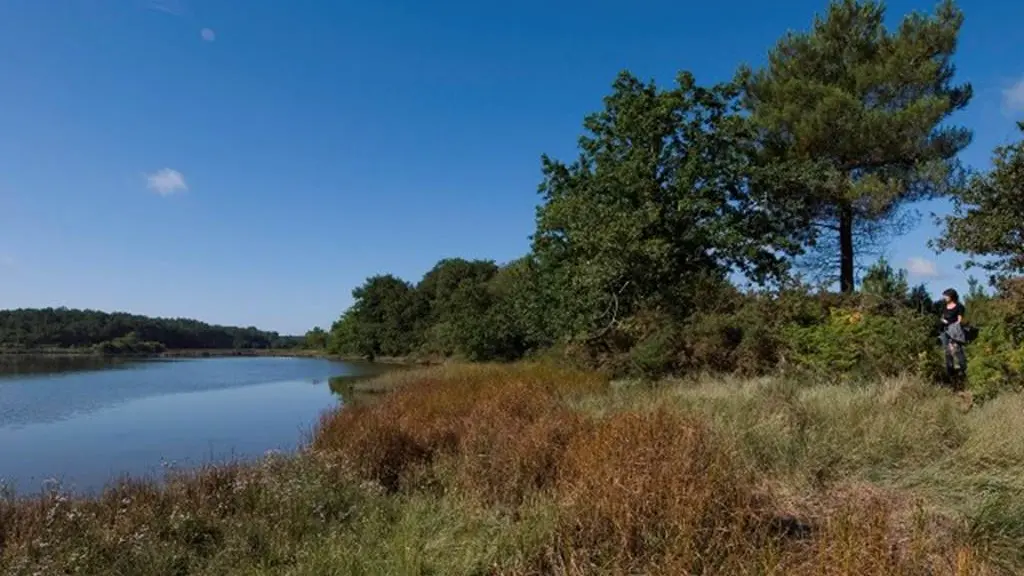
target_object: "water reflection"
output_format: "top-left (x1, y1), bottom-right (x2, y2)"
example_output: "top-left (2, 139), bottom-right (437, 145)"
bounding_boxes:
top-left (0, 355), bottom-right (145, 379)
top-left (0, 356), bottom-right (381, 494)
top-left (328, 369), bottom-right (394, 408)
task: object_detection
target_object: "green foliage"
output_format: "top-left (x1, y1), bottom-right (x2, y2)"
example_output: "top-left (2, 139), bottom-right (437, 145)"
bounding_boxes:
top-left (681, 285), bottom-right (829, 376)
top-left (966, 323), bottom-right (1024, 401)
top-left (327, 275), bottom-right (424, 359)
top-left (626, 322), bottom-right (681, 378)
top-left (961, 278), bottom-right (1024, 399)
top-left (445, 264), bottom-right (540, 362)
top-left (326, 259), bottom-right (545, 362)
top-left (532, 72), bottom-right (799, 341)
top-left (860, 257), bottom-right (908, 303)
top-left (485, 256), bottom-right (553, 353)
top-left (786, 307), bottom-right (934, 380)
top-left (418, 259), bottom-right (500, 358)
top-left (304, 327), bottom-right (329, 350)
top-left (326, 310), bottom-right (365, 356)
top-left (0, 308), bottom-right (285, 352)
top-left (94, 332), bottom-right (167, 355)
top-left (938, 122), bottom-right (1024, 281)
top-left (859, 257), bottom-right (940, 317)
top-left (741, 0), bottom-right (972, 291)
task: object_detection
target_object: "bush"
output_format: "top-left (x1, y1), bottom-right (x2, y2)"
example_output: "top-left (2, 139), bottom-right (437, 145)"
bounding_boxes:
top-left (627, 323), bottom-right (682, 378)
top-left (785, 307), bottom-right (934, 380)
top-left (966, 324), bottom-right (1024, 401)
top-left (961, 278), bottom-right (1024, 399)
top-left (678, 287), bottom-right (833, 376)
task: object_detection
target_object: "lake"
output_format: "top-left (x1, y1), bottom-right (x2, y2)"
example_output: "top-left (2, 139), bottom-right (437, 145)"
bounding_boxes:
top-left (0, 356), bottom-right (377, 495)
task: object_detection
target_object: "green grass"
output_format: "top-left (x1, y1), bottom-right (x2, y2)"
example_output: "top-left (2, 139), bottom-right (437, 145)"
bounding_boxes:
top-left (2, 364), bottom-right (1022, 575)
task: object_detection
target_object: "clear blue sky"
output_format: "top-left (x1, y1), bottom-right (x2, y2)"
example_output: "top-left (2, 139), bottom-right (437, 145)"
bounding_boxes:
top-left (1, 0), bottom-right (1021, 334)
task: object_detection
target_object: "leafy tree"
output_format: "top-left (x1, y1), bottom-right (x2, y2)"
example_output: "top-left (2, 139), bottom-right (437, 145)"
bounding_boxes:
top-left (740, 0), bottom-right (972, 292)
top-left (326, 310), bottom-right (371, 358)
top-left (417, 259), bottom-right (499, 308)
top-left (443, 259), bottom-right (549, 361)
top-left (416, 259), bottom-right (499, 356)
top-left (937, 122), bottom-right (1024, 281)
top-left (304, 327), bottom-right (329, 350)
top-left (485, 256), bottom-right (553, 352)
top-left (533, 71), bottom-right (798, 342)
top-left (326, 275), bottom-right (425, 359)
top-left (94, 332), bottom-right (166, 355)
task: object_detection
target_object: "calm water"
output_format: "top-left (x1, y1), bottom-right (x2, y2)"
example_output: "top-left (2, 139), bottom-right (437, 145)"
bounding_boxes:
top-left (0, 356), bottom-right (377, 495)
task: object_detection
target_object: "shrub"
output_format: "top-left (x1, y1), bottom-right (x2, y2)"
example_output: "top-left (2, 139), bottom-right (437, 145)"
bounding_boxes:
top-left (454, 385), bottom-right (589, 506)
top-left (785, 308), bottom-right (934, 380)
top-left (965, 324), bottom-right (1024, 401)
top-left (679, 287), bottom-right (833, 376)
top-left (679, 311), bottom-right (746, 373)
top-left (627, 323), bottom-right (682, 378)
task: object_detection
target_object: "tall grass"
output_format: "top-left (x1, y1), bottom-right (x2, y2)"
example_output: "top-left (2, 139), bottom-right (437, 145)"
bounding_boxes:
top-left (2, 364), bottom-right (1020, 574)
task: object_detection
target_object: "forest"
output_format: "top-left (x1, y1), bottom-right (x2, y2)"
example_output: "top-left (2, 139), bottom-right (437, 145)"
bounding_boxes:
top-left (0, 307), bottom-right (299, 354)
top-left (317, 0), bottom-right (1024, 400)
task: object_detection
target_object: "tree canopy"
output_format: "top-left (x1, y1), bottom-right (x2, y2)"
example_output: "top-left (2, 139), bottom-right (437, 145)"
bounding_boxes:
top-left (740, 0), bottom-right (972, 291)
top-left (533, 72), bottom-right (800, 340)
top-left (938, 122), bottom-right (1024, 281)
top-left (304, 327), bottom-right (329, 350)
top-left (0, 308), bottom-right (295, 352)
top-left (327, 275), bottom-right (425, 360)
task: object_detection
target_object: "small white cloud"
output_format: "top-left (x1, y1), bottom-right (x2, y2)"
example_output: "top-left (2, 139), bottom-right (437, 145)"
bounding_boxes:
top-left (0, 254), bottom-right (14, 267)
top-left (146, 168), bottom-right (188, 196)
top-left (200, 28), bottom-right (216, 42)
top-left (907, 257), bottom-right (940, 279)
top-left (148, 0), bottom-right (185, 16)
top-left (1002, 77), bottom-right (1024, 114)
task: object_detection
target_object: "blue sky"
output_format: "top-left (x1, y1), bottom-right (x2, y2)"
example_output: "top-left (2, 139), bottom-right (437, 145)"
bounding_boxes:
top-left (1, 0), bottom-right (1021, 334)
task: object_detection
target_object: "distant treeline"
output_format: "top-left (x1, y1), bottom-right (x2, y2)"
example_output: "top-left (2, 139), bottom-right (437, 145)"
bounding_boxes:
top-left (0, 308), bottom-right (301, 354)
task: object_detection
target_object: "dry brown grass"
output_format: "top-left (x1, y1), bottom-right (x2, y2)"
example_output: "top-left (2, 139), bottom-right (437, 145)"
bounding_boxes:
top-left (313, 363), bottom-right (599, 502)
top-left (551, 409), bottom-right (763, 574)
top-left (313, 365), bottom-right (998, 576)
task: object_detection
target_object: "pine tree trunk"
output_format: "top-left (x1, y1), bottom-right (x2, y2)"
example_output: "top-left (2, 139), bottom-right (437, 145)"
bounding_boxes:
top-left (839, 202), bottom-right (855, 293)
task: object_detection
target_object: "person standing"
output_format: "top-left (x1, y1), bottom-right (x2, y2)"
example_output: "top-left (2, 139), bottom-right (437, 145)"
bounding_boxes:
top-left (940, 288), bottom-right (968, 382)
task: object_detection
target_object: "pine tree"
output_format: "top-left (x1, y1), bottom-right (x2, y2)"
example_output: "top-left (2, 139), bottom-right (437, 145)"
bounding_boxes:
top-left (741, 0), bottom-right (972, 292)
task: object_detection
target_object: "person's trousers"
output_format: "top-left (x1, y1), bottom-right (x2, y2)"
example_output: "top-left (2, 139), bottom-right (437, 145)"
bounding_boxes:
top-left (939, 332), bottom-right (967, 376)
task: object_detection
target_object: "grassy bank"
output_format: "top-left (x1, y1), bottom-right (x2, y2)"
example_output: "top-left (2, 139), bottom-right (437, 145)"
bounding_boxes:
top-left (2, 364), bottom-right (1022, 575)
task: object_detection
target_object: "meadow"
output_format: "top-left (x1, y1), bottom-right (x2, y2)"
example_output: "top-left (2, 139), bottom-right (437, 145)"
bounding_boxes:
top-left (2, 363), bottom-right (1022, 575)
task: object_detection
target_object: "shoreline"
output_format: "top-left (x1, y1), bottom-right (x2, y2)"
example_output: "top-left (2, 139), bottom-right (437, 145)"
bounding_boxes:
top-left (0, 348), bottom-right (314, 360)
top-left (0, 348), bottom-right (433, 366)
